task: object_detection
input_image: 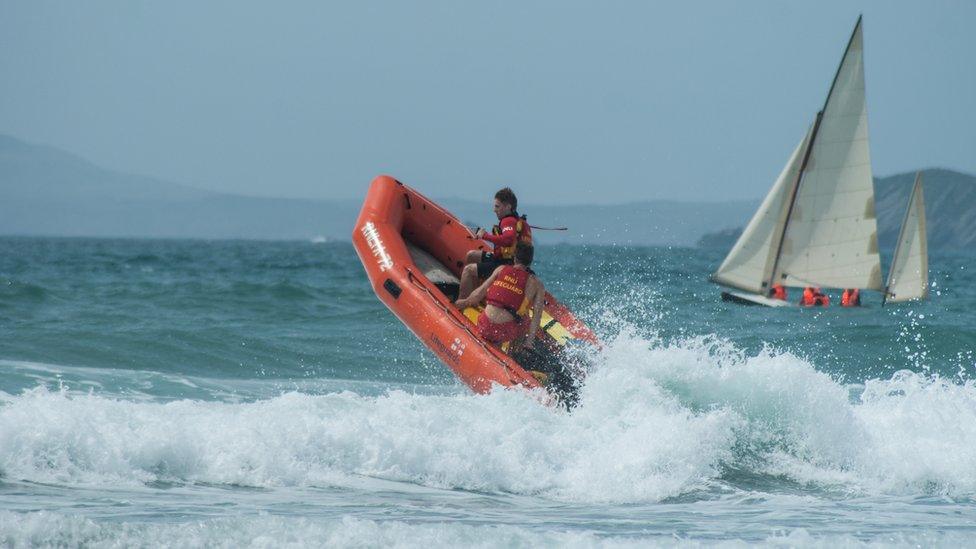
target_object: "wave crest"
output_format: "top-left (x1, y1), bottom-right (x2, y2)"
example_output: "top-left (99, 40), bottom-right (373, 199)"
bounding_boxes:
top-left (3, 328), bottom-right (976, 502)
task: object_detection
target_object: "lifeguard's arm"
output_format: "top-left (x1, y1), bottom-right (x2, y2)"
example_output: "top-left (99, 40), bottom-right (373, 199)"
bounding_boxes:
top-left (524, 277), bottom-right (545, 346)
top-left (454, 266), bottom-right (503, 309)
top-left (480, 218), bottom-right (517, 246)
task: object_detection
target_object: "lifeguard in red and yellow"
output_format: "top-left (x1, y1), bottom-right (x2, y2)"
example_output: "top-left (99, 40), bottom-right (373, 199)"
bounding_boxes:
top-left (459, 187), bottom-right (533, 300)
top-left (455, 241), bottom-right (544, 352)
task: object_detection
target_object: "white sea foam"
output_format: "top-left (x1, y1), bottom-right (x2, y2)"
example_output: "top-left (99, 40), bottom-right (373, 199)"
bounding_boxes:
top-left (0, 511), bottom-right (965, 548)
top-left (2, 328), bottom-right (976, 501)
top-left (0, 380), bottom-right (733, 502)
top-left (0, 512), bottom-right (610, 548)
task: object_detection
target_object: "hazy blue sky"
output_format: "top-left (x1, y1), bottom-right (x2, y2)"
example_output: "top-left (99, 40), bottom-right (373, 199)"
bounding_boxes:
top-left (2, 1), bottom-right (973, 205)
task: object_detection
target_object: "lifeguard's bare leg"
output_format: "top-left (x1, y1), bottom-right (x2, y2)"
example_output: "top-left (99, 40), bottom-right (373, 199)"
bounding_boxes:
top-left (458, 263), bottom-right (480, 300)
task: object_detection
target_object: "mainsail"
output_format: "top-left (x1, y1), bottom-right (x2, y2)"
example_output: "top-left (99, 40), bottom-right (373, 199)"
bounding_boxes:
top-left (774, 17), bottom-right (883, 290)
top-left (883, 172), bottom-right (929, 304)
top-left (712, 16), bottom-right (883, 298)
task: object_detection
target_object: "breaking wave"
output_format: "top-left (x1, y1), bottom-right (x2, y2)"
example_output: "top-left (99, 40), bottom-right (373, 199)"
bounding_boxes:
top-left (3, 327), bottom-right (976, 503)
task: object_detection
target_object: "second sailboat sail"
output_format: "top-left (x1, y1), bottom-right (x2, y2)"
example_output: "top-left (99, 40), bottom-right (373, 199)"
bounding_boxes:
top-left (883, 172), bottom-right (929, 305)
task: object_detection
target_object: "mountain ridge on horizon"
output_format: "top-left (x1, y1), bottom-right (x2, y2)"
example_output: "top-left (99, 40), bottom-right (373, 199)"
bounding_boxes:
top-left (0, 134), bottom-right (755, 209)
top-left (2, 133), bottom-right (973, 247)
top-left (697, 167), bottom-right (976, 251)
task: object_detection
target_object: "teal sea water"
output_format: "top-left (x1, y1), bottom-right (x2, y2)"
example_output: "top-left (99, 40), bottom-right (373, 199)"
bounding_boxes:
top-left (2, 236), bottom-right (975, 547)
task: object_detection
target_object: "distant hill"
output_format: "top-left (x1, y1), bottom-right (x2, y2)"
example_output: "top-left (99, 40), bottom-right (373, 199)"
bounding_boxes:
top-left (0, 190), bottom-right (361, 242)
top-left (7, 134), bottom-right (968, 247)
top-left (874, 169), bottom-right (976, 250)
top-left (697, 168), bottom-right (976, 251)
top-left (696, 227), bottom-right (743, 249)
top-left (0, 134), bottom-right (358, 241)
top-left (437, 198), bottom-right (758, 246)
top-left (0, 134), bottom-right (757, 245)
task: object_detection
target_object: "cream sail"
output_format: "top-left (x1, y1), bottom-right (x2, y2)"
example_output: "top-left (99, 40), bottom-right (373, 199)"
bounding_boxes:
top-left (883, 172), bottom-right (929, 304)
top-left (773, 18), bottom-right (883, 291)
top-left (710, 126), bottom-right (812, 294)
top-left (712, 16), bottom-right (883, 304)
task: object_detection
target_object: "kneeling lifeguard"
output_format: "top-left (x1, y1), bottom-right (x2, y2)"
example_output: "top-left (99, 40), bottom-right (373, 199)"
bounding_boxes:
top-left (455, 242), bottom-right (544, 353)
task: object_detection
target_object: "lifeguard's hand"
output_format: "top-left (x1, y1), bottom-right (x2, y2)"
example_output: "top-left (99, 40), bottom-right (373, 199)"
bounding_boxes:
top-left (454, 300), bottom-right (466, 309)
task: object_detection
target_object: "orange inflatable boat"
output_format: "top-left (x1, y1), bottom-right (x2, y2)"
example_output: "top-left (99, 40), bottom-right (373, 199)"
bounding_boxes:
top-left (352, 175), bottom-right (598, 404)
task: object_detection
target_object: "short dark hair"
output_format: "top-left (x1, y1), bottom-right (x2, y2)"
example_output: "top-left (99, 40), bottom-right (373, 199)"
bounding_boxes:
top-left (514, 241), bottom-right (534, 266)
top-left (495, 187), bottom-right (517, 211)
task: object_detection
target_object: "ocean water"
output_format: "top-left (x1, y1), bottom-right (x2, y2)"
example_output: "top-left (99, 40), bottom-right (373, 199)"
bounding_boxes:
top-left (1, 236), bottom-right (975, 547)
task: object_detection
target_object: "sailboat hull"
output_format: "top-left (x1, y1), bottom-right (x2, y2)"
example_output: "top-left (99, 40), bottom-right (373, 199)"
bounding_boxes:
top-left (721, 291), bottom-right (793, 308)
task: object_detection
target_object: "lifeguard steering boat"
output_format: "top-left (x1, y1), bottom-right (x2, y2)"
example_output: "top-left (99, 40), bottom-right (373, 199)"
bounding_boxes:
top-left (352, 175), bottom-right (598, 405)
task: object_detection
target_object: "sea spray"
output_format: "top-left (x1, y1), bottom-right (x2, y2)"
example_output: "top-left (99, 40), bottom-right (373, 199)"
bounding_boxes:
top-left (854, 371), bottom-right (976, 494)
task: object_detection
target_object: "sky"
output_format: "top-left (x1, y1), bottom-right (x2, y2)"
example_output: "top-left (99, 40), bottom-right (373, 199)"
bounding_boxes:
top-left (1, 0), bottom-right (974, 205)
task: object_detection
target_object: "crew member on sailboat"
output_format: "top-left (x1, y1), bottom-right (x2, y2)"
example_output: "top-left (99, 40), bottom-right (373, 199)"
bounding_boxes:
top-left (841, 289), bottom-right (861, 307)
top-left (800, 287), bottom-right (830, 307)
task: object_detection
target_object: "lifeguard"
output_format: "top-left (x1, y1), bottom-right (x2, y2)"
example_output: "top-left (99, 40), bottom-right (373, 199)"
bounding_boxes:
top-left (455, 242), bottom-right (544, 352)
top-left (458, 187), bottom-right (533, 300)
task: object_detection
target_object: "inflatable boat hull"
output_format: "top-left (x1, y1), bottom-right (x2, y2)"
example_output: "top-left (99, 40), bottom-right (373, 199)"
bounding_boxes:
top-left (352, 175), bottom-right (597, 397)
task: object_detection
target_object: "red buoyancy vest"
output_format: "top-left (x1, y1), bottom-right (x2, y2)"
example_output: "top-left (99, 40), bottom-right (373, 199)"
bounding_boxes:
top-left (770, 284), bottom-right (787, 300)
top-left (491, 214), bottom-right (533, 260)
top-left (801, 287), bottom-right (815, 306)
top-left (801, 287), bottom-right (830, 307)
top-left (841, 289), bottom-right (860, 307)
top-left (486, 265), bottom-right (530, 314)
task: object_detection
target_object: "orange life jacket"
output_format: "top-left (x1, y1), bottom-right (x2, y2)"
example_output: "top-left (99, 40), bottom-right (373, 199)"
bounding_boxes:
top-left (770, 284), bottom-right (787, 301)
top-left (841, 289), bottom-right (860, 307)
top-left (800, 287), bottom-right (815, 306)
top-left (800, 287), bottom-right (830, 307)
top-left (492, 213), bottom-right (533, 260)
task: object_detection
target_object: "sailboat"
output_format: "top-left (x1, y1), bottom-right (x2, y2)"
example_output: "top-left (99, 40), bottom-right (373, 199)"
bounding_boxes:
top-left (882, 172), bottom-right (929, 305)
top-left (711, 16), bottom-right (883, 307)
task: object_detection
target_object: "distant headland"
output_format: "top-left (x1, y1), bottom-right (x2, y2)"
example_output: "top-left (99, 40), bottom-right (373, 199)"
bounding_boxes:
top-left (2, 134), bottom-right (972, 248)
